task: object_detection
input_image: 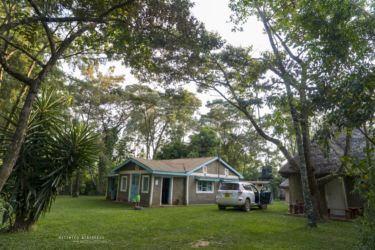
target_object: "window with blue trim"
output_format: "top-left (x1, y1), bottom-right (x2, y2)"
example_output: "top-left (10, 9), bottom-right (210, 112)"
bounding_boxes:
top-left (120, 176), bottom-right (128, 192)
top-left (142, 175), bottom-right (149, 193)
top-left (197, 181), bottom-right (213, 193)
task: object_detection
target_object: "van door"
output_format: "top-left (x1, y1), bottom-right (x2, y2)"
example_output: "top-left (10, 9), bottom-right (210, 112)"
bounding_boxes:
top-left (260, 191), bottom-right (272, 204)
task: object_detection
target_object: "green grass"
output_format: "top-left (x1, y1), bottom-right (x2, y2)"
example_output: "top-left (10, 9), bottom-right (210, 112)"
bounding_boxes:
top-left (0, 196), bottom-right (360, 250)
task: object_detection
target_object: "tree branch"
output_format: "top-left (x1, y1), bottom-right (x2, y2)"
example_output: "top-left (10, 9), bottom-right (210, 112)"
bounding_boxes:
top-left (36, 24), bottom-right (94, 82)
top-left (192, 74), bottom-right (299, 169)
top-left (0, 54), bottom-right (34, 85)
top-left (98, 0), bottom-right (135, 18)
top-left (0, 34), bottom-right (45, 67)
top-left (271, 27), bottom-right (303, 66)
top-left (0, 0), bottom-right (136, 33)
top-left (27, 0), bottom-right (56, 54)
top-left (359, 127), bottom-right (375, 146)
top-left (256, 6), bottom-right (300, 89)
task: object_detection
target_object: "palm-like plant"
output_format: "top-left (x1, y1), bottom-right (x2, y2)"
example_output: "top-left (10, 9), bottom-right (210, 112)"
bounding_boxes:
top-left (0, 88), bottom-right (99, 231)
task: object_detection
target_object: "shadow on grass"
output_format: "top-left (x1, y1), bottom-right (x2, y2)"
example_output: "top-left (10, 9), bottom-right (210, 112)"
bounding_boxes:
top-left (56, 195), bottom-right (131, 210)
top-left (217, 206), bottom-right (268, 213)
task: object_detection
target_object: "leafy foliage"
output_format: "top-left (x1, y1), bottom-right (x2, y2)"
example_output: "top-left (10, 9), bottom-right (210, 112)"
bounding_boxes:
top-left (125, 84), bottom-right (201, 159)
top-left (188, 127), bottom-right (220, 158)
top-left (0, 89), bottom-right (99, 231)
top-left (156, 141), bottom-right (189, 160)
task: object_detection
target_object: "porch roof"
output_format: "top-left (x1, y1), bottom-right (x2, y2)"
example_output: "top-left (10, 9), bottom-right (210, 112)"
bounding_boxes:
top-left (194, 176), bottom-right (239, 182)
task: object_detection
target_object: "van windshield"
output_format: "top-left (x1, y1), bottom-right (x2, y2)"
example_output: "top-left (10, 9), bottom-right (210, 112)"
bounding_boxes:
top-left (220, 183), bottom-right (239, 190)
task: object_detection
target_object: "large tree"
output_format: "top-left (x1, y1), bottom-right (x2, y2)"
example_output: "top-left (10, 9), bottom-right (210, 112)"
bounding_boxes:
top-left (202, 99), bottom-right (276, 177)
top-left (0, 0), bottom-right (218, 191)
top-left (68, 64), bottom-right (129, 194)
top-left (126, 84), bottom-right (201, 159)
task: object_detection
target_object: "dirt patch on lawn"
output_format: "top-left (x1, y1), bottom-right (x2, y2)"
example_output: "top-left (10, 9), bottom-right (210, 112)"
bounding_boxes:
top-left (191, 240), bottom-right (210, 248)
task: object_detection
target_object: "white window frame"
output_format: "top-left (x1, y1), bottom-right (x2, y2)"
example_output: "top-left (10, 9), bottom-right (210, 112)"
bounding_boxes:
top-left (142, 175), bottom-right (150, 193)
top-left (120, 176), bottom-right (128, 192)
top-left (224, 168), bottom-right (229, 176)
top-left (196, 180), bottom-right (214, 194)
top-left (202, 166), bottom-right (207, 174)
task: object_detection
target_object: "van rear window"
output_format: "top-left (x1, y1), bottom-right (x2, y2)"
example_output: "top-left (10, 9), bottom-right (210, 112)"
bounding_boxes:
top-left (220, 183), bottom-right (239, 190)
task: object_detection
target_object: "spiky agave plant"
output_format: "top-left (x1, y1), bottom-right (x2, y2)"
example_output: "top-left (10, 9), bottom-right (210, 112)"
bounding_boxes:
top-left (0, 88), bottom-right (99, 231)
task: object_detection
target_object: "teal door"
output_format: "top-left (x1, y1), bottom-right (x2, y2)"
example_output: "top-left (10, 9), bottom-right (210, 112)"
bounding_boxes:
top-left (130, 174), bottom-right (140, 201)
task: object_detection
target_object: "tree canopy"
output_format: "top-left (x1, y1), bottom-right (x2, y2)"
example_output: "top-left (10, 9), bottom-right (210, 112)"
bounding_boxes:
top-left (0, 0), bottom-right (374, 241)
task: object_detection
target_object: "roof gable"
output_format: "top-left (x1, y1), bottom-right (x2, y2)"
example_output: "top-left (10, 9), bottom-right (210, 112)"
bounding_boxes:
top-left (111, 158), bottom-right (153, 173)
top-left (187, 157), bottom-right (244, 179)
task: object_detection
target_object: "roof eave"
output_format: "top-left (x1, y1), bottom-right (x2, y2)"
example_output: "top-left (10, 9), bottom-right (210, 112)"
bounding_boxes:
top-left (111, 158), bottom-right (153, 174)
top-left (152, 171), bottom-right (187, 177)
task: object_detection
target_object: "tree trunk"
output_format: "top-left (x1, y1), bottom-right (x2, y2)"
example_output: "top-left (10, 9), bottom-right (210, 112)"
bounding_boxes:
top-left (71, 170), bottom-right (80, 198)
top-left (97, 127), bottom-right (119, 194)
top-left (282, 74), bottom-right (317, 227)
top-left (293, 119), bottom-right (317, 227)
top-left (62, 177), bottom-right (71, 195)
top-left (257, 7), bottom-right (317, 226)
top-left (152, 122), bottom-right (168, 159)
top-left (0, 82), bottom-right (40, 191)
top-left (87, 165), bottom-right (97, 191)
top-left (301, 118), bottom-right (326, 218)
top-left (10, 214), bottom-right (34, 232)
top-left (0, 68), bottom-right (3, 86)
top-left (3, 85), bottom-right (28, 131)
top-left (0, 50), bottom-right (17, 89)
top-left (146, 135), bottom-right (151, 160)
top-left (299, 86), bottom-right (326, 218)
top-left (0, 62), bottom-right (32, 139)
top-left (97, 154), bottom-right (108, 194)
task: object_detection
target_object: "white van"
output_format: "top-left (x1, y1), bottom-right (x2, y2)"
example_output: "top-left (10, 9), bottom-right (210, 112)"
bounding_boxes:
top-left (216, 181), bottom-right (271, 212)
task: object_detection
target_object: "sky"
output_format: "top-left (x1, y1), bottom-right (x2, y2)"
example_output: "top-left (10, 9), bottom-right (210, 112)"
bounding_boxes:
top-left (94, 0), bottom-right (271, 114)
top-left (192, 0), bottom-right (269, 51)
top-left (188, 0), bottom-right (270, 113)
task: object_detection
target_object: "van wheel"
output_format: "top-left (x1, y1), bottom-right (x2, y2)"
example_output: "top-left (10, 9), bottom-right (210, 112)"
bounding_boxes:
top-left (218, 205), bottom-right (226, 210)
top-left (243, 199), bottom-right (251, 212)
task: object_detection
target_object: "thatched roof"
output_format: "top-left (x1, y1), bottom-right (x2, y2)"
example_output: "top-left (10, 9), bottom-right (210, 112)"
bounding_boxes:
top-left (279, 129), bottom-right (367, 177)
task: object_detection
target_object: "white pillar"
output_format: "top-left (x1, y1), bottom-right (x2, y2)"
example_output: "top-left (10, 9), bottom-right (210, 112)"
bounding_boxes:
top-left (149, 176), bottom-right (154, 207)
top-left (116, 176), bottom-right (120, 201)
top-left (169, 177), bottom-right (174, 205)
top-left (186, 176), bottom-right (189, 205)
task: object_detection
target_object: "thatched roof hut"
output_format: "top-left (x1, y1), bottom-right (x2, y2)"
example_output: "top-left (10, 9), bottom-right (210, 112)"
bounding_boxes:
top-left (279, 129), bottom-right (367, 217)
top-left (279, 129), bottom-right (366, 177)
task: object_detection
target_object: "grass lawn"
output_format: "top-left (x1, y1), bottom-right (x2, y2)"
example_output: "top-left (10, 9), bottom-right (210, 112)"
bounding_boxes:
top-left (0, 196), bottom-right (360, 250)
